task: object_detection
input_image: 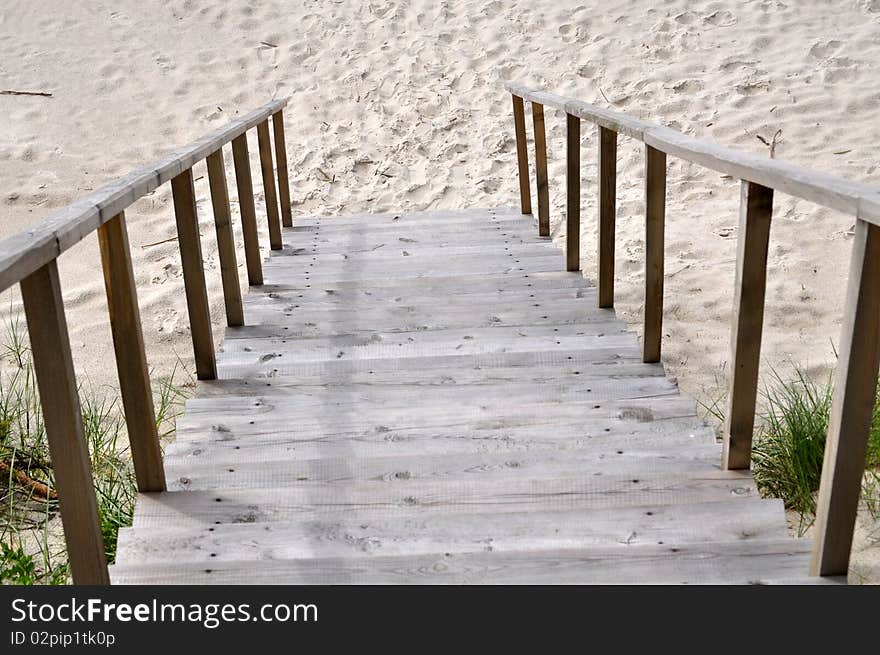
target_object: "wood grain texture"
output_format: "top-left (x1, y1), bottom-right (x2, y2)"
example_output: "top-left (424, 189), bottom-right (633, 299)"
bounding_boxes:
top-left (643, 145), bottom-right (666, 363)
top-left (21, 261), bottom-right (109, 584)
top-left (566, 113), bottom-right (581, 272)
top-left (206, 148), bottom-right (244, 327)
top-left (272, 111), bottom-right (293, 228)
top-left (115, 207), bottom-right (820, 584)
top-left (231, 133), bottom-right (263, 286)
top-left (512, 94), bottom-right (531, 215)
top-left (810, 219), bottom-right (880, 576)
top-left (532, 102), bottom-right (550, 236)
top-left (97, 212), bottom-right (165, 492)
top-left (723, 182), bottom-right (773, 470)
top-left (598, 126), bottom-right (617, 308)
top-left (257, 119), bottom-right (283, 250)
top-left (111, 538), bottom-right (812, 585)
top-left (116, 498), bottom-right (785, 563)
top-left (171, 168), bottom-right (216, 380)
top-left (0, 98), bottom-right (286, 293)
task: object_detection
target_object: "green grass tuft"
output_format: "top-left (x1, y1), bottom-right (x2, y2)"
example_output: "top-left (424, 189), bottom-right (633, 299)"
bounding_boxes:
top-left (0, 314), bottom-right (188, 583)
top-left (701, 363), bottom-right (880, 533)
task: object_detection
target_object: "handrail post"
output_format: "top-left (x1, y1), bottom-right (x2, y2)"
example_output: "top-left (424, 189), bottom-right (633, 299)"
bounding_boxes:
top-left (810, 218), bottom-right (880, 576)
top-left (532, 102), bottom-right (550, 236)
top-left (272, 111), bottom-right (293, 228)
top-left (643, 145), bottom-right (666, 362)
top-left (257, 120), bottom-right (283, 250)
top-left (231, 133), bottom-right (263, 286)
top-left (97, 212), bottom-right (166, 492)
top-left (512, 95), bottom-right (532, 216)
top-left (207, 148), bottom-right (245, 327)
top-left (722, 181), bottom-right (773, 470)
top-left (597, 126), bottom-right (618, 308)
top-left (566, 113), bottom-right (581, 272)
top-left (171, 168), bottom-right (217, 380)
top-left (21, 260), bottom-right (109, 584)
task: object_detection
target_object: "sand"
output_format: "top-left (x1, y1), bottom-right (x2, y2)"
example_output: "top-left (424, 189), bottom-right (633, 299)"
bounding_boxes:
top-left (1, 0), bottom-right (879, 580)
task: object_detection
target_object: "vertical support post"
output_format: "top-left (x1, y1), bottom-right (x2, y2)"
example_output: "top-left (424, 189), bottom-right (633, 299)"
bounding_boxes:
top-left (532, 102), bottom-right (550, 237)
top-left (97, 212), bottom-right (166, 492)
top-left (171, 168), bottom-right (217, 380)
top-left (722, 181), bottom-right (774, 470)
top-left (643, 145), bottom-right (667, 363)
top-left (272, 111), bottom-right (293, 228)
top-left (231, 133), bottom-right (263, 286)
top-left (810, 219), bottom-right (880, 577)
top-left (21, 261), bottom-right (109, 584)
top-left (257, 119), bottom-right (283, 250)
top-left (512, 95), bottom-right (532, 216)
top-left (597, 126), bottom-right (618, 308)
top-left (206, 148), bottom-right (245, 327)
top-left (565, 113), bottom-right (581, 272)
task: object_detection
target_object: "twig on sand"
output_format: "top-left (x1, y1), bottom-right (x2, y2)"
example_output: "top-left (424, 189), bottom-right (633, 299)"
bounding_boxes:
top-left (756, 129), bottom-right (783, 158)
top-left (1, 90), bottom-right (53, 97)
top-left (141, 235), bottom-right (178, 249)
top-left (259, 41), bottom-right (278, 48)
top-left (0, 460), bottom-right (57, 500)
top-left (597, 86), bottom-right (612, 105)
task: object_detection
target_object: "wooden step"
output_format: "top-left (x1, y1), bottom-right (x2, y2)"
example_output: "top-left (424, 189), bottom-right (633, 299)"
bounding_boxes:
top-left (198, 361), bottom-right (666, 392)
top-left (215, 348), bottom-right (654, 380)
top-left (162, 442), bottom-right (723, 490)
top-left (237, 304), bottom-right (617, 338)
top-left (163, 425), bottom-right (717, 474)
top-left (130, 470), bottom-right (758, 529)
top-left (252, 269), bottom-right (588, 296)
top-left (115, 498), bottom-right (788, 564)
top-left (109, 538), bottom-right (815, 584)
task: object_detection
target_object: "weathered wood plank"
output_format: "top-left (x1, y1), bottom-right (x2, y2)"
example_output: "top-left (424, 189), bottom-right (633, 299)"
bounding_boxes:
top-left (810, 219), bottom-right (880, 576)
top-left (215, 347), bottom-right (651, 381)
top-left (251, 268), bottom-right (588, 297)
top-left (532, 102), bottom-right (550, 236)
top-left (598, 126), bottom-right (617, 308)
top-left (21, 261), bottom-right (109, 584)
top-left (129, 469), bottom-right (758, 529)
top-left (231, 133), bottom-right (264, 286)
top-left (97, 212), bottom-right (165, 492)
top-left (566, 113), bottom-right (581, 271)
top-left (111, 538), bottom-right (811, 585)
top-left (512, 94), bottom-right (531, 215)
top-left (643, 145), bottom-right (666, 363)
top-left (269, 240), bottom-right (560, 262)
top-left (162, 442), bottom-right (721, 492)
top-left (257, 119), bottom-right (283, 250)
top-left (206, 148), bottom-right (244, 327)
top-left (272, 111), bottom-right (293, 228)
top-left (723, 182), bottom-right (773, 470)
top-left (171, 168), bottom-right (216, 380)
top-left (116, 498), bottom-right (785, 563)
top-left (203, 359), bottom-right (664, 389)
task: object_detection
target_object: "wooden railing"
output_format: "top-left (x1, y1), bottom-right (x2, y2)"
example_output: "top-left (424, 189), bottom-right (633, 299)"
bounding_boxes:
top-left (0, 98), bottom-right (291, 584)
top-left (505, 80), bottom-right (880, 579)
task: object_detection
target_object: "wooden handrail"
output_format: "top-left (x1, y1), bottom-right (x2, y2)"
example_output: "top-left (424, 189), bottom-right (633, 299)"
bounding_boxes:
top-left (0, 99), bottom-right (287, 293)
top-left (1, 97), bottom-right (291, 583)
top-left (505, 82), bottom-right (880, 222)
top-left (505, 81), bottom-right (880, 579)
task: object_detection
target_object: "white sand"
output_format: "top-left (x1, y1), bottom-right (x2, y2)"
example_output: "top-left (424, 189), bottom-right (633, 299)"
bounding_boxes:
top-left (1, 1), bottom-right (879, 579)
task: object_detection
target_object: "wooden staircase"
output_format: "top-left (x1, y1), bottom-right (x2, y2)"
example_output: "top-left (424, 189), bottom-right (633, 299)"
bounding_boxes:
top-left (109, 207), bottom-right (828, 584)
